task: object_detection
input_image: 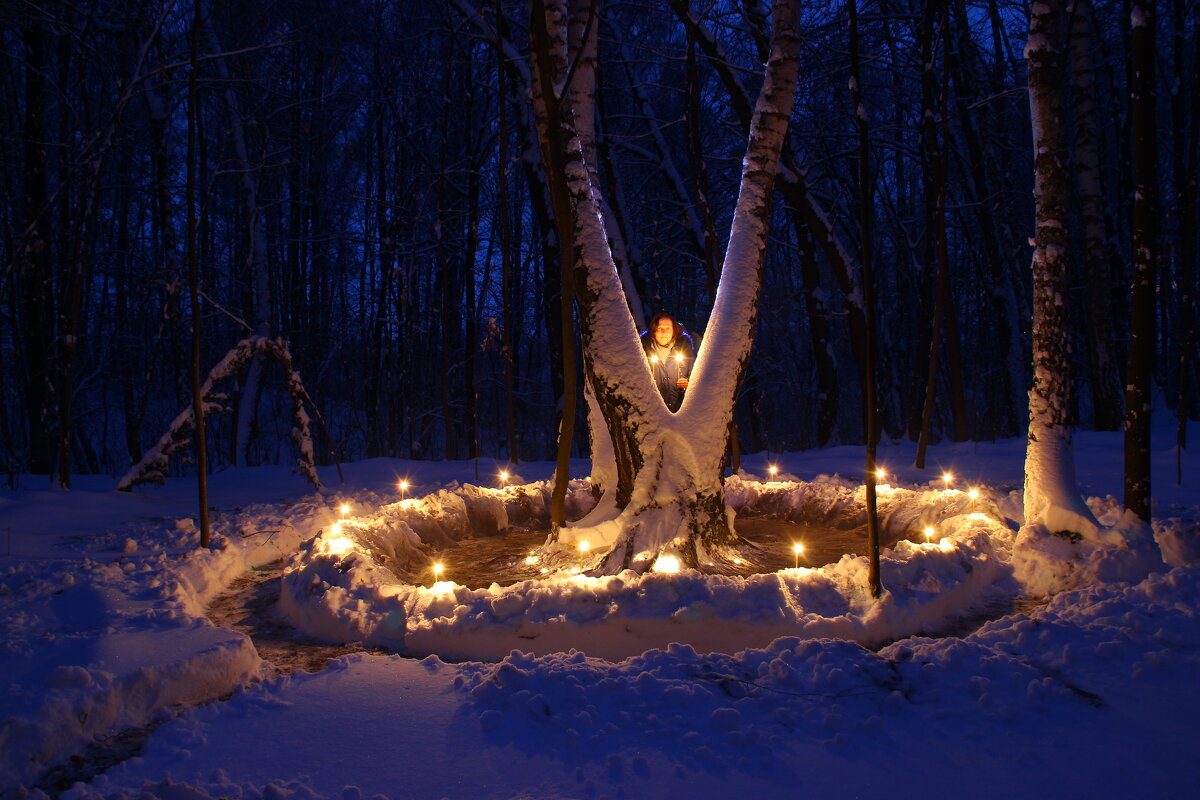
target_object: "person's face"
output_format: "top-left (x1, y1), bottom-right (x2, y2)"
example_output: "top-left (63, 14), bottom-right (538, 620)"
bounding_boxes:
top-left (653, 318), bottom-right (674, 347)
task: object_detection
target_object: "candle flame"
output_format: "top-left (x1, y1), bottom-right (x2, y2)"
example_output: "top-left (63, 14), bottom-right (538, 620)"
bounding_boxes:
top-left (653, 554), bottom-right (681, 573)
top-left (578, 541), bottom-right (590, 553)
top-left (339, 504), bottom-right (350, 516)
top-left (792, 543), bottom-right (804, 555)
top-left (924, 526), bottom-right (935, 541)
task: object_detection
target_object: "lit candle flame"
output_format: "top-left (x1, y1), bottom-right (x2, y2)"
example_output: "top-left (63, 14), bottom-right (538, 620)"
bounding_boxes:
top-left (579, 541), bottom-right (590, 552)
top-left (339, 504), bottom-right (350, 516)
top-left (769, 465), bottom-right (779, 477)
top-left (942, 472), bottom-right (953, 485)
top-left (433, 562), bottom-right (444, 578)
top-left (650, 354), bottom-right (659, 363)
top-left (499, 470), bottom-right (509, 483)
top-left (653, 554), bottom-right (680, 573)
top-left (924, 526), bottom-right (935, 542)
top-left (876, 468), bottom-right (886, 481)
top-left (969, 488), bottom-right (980, 500)
top-left (792, 542), bottom-right (804, 569)
top-left (674, 352), bottom-right (683, 364)
top-left (399, 480), bottom-right (409, 492)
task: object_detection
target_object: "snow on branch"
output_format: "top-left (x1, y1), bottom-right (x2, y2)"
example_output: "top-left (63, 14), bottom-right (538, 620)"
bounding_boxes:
top-left (118, 337), bottom-right (323, 492)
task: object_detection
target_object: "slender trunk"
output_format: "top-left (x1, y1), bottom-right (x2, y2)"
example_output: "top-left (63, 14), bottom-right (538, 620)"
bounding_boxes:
top-left (849, 0), bottom-right (881, 598)
top-left (188, 0), bottom-right (210, 548)
top-left (531, 0), bottom-right (579, 531)
top-left (949, 0), bottom-right (1021, 437)
top-left (1125, 1), bottom-right (1157, 521)
top-left (1070, 0), bottom-right (1124, 431)
top-left (1176, 5), bottom-right (1199, 481)
top-left (496, 0), bottom-right (519, 464)
top-left (19, 20), bottom-right (55, 476)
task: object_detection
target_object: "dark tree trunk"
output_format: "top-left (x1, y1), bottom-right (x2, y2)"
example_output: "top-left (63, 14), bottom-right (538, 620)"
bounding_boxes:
top-left (1125, 1), bottom-right (1157, 521)
top-left (849, 0), bottom-right (882, 598)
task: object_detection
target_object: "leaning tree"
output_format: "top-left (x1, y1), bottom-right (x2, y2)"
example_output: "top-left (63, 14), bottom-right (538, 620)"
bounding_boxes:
top-left (531, 0), bottom-right (801, 572)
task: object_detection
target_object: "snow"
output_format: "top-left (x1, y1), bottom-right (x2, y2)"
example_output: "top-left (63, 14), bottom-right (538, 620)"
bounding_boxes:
top-left (2, 430), bottom-right (1199, 798)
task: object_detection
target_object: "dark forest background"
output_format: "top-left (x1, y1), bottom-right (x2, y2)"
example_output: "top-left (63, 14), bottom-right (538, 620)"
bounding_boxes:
top-left (1, 0), bottom-right (1196, 486)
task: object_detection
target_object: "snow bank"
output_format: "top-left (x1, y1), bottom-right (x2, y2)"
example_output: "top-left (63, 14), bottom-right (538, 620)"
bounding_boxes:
top-left (0, 495), bottom-right (327, 793)
top-left (1013, 495), bottom-right (1166, 595)
top-left (278, 477), bottom-right (1020, 661)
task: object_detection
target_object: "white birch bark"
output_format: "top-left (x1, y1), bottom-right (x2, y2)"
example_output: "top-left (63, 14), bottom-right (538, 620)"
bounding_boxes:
top-left (537, 0), bottom-right (801, 571)
top-left (1021, 0), bottom-right (1098, 539)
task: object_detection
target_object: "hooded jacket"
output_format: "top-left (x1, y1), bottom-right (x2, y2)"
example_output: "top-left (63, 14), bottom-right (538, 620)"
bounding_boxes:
top-left (639, 320), bottom-right (697, 412)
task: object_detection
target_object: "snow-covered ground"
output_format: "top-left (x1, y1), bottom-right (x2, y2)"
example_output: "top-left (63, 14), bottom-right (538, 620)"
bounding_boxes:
top-left (2, 431), bottom-right (1198, 798)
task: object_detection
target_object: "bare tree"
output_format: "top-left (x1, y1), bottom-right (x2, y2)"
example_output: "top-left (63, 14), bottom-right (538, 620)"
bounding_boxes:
top-left (1125, 0), bottom-right (1157, 521)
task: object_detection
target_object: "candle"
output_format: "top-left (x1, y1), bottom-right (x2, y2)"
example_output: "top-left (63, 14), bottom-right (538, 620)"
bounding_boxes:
top-left (793, 542), bottom-right (804, 569)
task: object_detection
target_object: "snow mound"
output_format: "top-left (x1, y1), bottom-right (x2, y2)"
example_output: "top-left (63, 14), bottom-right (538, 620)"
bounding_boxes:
top-left (277, 479), bottom-right (1020, 661)
top-left (1013, 496), bottom-right (1165, 595)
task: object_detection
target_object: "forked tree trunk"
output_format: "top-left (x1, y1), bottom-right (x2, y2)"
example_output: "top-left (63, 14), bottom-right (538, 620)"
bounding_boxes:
top-left (533, 0), bottom-right (801, 571)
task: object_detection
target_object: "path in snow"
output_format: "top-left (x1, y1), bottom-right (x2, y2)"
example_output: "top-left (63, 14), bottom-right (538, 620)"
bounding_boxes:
top-left (206, 560), bottom-right (382, 675)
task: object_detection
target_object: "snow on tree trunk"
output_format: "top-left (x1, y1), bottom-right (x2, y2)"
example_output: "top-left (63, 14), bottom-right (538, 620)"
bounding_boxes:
top-left (1021, 0), bottom-right (1098, 540)
top-left (1015, 0), bottom-right (1160, 594)
top-left (118, 338), bottom-right (321, 492)
top-left (534, 0), bottom-right (801, 572)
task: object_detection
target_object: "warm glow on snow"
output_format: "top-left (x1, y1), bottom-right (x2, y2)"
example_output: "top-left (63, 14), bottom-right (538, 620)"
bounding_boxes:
top-left (653, 555), bottom-right (681, 573)
top-left (324, 536), bottom-right (354, 556)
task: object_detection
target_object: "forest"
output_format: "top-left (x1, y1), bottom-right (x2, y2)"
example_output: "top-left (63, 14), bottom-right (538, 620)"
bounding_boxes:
top-left (1, 0), bottom-right (1194, 488)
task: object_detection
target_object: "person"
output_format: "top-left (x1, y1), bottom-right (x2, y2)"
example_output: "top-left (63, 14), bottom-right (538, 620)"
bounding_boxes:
top-left (640, 312), bottom-right (697, 412)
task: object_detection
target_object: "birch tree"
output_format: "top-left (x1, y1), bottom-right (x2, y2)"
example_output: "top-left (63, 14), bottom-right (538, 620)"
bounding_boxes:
top-left (1021, 0), bottom-right (1098, 538)
top-left (532, 0), bottom-right (801, 572)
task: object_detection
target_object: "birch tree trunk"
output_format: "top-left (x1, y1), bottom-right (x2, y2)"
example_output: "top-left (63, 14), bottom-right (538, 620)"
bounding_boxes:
top-left (1022, 0), bottom-right (1098, 538)
top-left (533, 0), bottom-right (801, 572)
